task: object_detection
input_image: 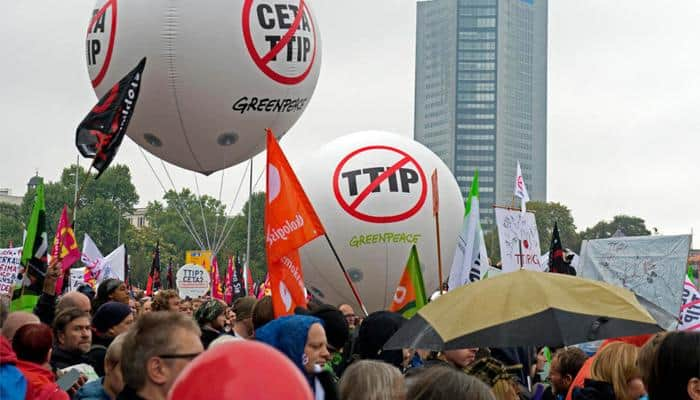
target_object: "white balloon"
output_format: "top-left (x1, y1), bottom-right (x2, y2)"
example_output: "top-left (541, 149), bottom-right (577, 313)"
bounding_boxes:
top-left (86, 0), bottom-right (321, 174)
top-left (296, 131), bottom-right (465, 313)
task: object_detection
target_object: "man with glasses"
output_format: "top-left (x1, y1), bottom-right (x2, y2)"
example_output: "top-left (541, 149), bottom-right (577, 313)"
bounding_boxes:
top-left (117, 312), bottom-right (203, 400)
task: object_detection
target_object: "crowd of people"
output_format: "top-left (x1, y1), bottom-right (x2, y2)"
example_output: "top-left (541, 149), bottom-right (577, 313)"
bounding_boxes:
top-left (0, 260), bottom-right (698, 400)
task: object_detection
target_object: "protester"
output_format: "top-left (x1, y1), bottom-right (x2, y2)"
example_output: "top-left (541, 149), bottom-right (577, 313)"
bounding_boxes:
top-left (338, 360), bottom-right (405, 400)
top-left (151, 290), bottom-right (180, 312)
top-left (255, 315), bottom-right (335, 398)
top-left (178, 299), bottom-right (193, 317)
top-left (529, 347), bottom-right (548, 385)
top-left (51, 308), bottom-right (92, 370)
top-left (75, 334), bottom-right (127, 400)
top-left (465, 357), bottom-right (521, 400)
top-left (572, 342), bottom-right (643, 400)
top-left (118, 311), bottom-right (203, 400)
top-left (208, 334), bottom-right (242, 349)
top-left (138, 299), bottom-right (152, 316)
top-left (231, 296), bottom-right (256, 338)
top-left (2, 311), bottom-right (39, 340)
top-left (444, 348), bottom-right (479, 370)
top-left (93, 279), bottom-right (130, 312)
top-left (12, 323), bottom-right (70, 400)
top-left (87, 302), bottom-right (134, 376)
top-left (251, 295), bottom-right (275, 330)
top-left (193, 300), bottom-right (226, 349)
top-left (0, 335), bottom-right (27, 400)
top-left (128, 299), bottom-right (138, 316)
top-left (338, 304), bottom-right (358, 331)
top-left (549, 347), bottom-right (588, 398)
top-left (35, 289), bottom-right (93, 326)
top-left (635, 332), bottom-right (667, 391)
top-left (407, 366), bottom-right (496, 400)
top-left (646, 331), bottom-right (700, 400)
top-left (191, 298), bottom-right (203, 313)
top-left (354, 311), bottom-right (405, 370)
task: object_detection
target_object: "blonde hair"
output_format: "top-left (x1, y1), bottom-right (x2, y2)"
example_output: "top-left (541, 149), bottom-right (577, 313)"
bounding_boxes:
top-left (590, 342), bottom-right (640, 400)
top-left (339, 360), bottom-right (405, 400)
top-left (491, 379), bottom-right (519, 400)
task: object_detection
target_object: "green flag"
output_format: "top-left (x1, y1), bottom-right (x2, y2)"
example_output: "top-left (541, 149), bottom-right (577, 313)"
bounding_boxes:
top-left (389, 245), bottom-right (427, 318)
top-left (12, 180), bottom-right (47, 311)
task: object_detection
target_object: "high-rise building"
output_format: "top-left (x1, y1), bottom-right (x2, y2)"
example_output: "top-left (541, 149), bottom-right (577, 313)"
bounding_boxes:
top-left (414, 0), bottom-right (547, 229)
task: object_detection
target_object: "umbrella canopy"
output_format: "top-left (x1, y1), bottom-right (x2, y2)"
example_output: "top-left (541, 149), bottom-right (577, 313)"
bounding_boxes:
top-left (384, 269), bottom-right (662, 350)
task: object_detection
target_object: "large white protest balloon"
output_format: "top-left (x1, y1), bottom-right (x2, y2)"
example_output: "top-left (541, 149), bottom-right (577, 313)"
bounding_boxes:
top-left (86, 0), bottom-right (321, 174)
top-left (296, 131), bottom-right (464, 313)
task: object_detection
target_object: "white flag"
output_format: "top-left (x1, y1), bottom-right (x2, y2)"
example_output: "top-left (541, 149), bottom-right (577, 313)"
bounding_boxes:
top-left (448, 172), bottom-right (489, 290)
top-left (679, 276), bottom-right (700, 332)
top-left (81, 234), bottom-right (124, 284)
top-left (103, 245), bottom-right (126, 281)
top-left (514, 161), bottom-right (530, 213)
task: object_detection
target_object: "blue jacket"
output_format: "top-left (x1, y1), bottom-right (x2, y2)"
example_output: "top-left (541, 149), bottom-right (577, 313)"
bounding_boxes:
top-left (74, 378), bottom-right (110, 400)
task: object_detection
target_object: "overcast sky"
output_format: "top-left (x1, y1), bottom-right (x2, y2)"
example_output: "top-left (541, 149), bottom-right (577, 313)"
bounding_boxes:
top-left (1, 1), bottom-right (698, 246)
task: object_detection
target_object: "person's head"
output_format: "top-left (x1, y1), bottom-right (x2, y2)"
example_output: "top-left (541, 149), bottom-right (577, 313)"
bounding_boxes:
top-left (128, 298), bottom-right (138, 315)
top-left (103, 333), bottom-right (127, 397)
top-left (637, 332), bottom-right (668, 388)
top-left (93, 302), bottom-right (134, 337)
top-left (255, 315), bottom-right (331, 376)
top-left (338, 303), bottom-right (358, 329)
top-left (339, 360), bottom-right (405, 400)
top-left (208, 334), bottom-right (243, 349)
top-left (12, 323), bottom-right (53, 365)
top-left (152, 289), bottom-right (180, 312)
top-left (465, 357), bottom-right (519, 400)
top-left (355, 311), bottom-right (406, 369)
top-left (1, 311), bottom-right (39, 340)
top-left (251, 296), bottom-right (274, 330)
top-left (76, 283), bottom-right (96, 301)
top-left (179, 300), bottom-right (193, 317)
top-left (590, 342), bottom-right (642, 400)
top-left (232, 296), bottom-right (256, 338)
top-left (191, 298), bottom-right (203, 312)
top-left (647, 331), bottom-right (700, 400)
top-left (140, 299), bottom-right (152, 315)
top-left (57, 291), bottom-right (92, 315)
top-left (121, 312), bottom-right (203, 397)
top-left (444, 348), bottom-right (479, 369)
top-left (407, 366), bottom-right (495, 400)
top-left (53, 307), bottom-right (92, 353)
top-left (194, 300), bottom-right (227, 331)
top-left (95, 279), bottom-right (129, 310)
top-left (549, 347), bottom-right (587, 395)
top-left (299, 304), bottom-right (349, 353)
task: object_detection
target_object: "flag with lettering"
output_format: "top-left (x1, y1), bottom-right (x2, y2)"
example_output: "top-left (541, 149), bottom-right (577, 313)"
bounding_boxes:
top-left (514, 161), bottom-right (530, 213)
top-left (269, 250), bottom-right (307, 317)
top-left (76, 58), bottom-right (146, 178)
top-left (233, 254), bottom-right (244, 298)
top-left (389, 245), bottom-right (427, 318)
top-left (679, 276), bottom-right (700, 332)
top-left (51, 206), bottom-right (81, 295)
top-left (265, 129), bottom-right (325, 262)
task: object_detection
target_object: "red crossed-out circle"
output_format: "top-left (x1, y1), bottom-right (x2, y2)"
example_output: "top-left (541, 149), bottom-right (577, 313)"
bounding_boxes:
top-left (241, 0), bottom-right (317, 85)
top-left (332, 145), bottom-right (427, 223)
top-left (87, 0), bottom-right (117, 88)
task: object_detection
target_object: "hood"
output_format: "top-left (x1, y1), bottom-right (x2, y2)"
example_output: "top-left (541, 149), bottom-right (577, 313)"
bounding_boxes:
top-left (0, 336), bottom-right (18, 365)
top-left (255, 315), bottom-right (322, 374)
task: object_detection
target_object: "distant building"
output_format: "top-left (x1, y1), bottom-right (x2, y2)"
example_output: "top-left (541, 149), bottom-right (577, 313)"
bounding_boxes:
top-left (0, 188), bottom-right (23, 206)
top-left (414, 0), bottom-right (547, 229)
top-left (126, 207), bottom-right (149, 228)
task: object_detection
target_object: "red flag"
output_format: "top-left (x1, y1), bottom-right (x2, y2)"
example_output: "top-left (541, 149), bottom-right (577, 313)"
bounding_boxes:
top-left (246, 260), bottom-right (255, 296)
top-left (145, 242), bottom-right (160, 296)
top-left (269, 250), bottom-right (307, 317)
top-left (265, 130), bottom-right (325, 316)
top-left (51, 206), bottom-right (81, 295)
top-left (257, 273), bottom-right (270, 300)
top-left (224, 257), bottom-right (234, 304)
top-left (265, 130), bottom-right (325, 262)
top-left (211, 256), bottom-right (223, 300)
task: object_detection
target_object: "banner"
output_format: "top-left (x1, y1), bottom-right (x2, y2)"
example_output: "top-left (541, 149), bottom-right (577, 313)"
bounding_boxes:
top-left (69, 268), bottom-right (86, 291)
top-left (0, 247), bottom-right (22, 295)
top-left (176, 264), bottom-right (211, 299)
top-left (678, 276), bottom-right (700, 332)
top-left (494, 208), bottom-right (542, 272)
top-left (580, 234), bottom-right (690, 330)
top-left (186, 250), bottom-right (212, 273)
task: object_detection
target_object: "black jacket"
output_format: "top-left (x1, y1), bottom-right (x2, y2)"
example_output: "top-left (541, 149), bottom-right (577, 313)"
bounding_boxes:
top-left (33, 292), bottom-right (57, 325)
top-left (116, 385), bottom-right (148, 400)
top-left (50, 346), bottom-right (91, 370)
top-left (86, 335), bottom-right (114, 376)
top-left (572, 379), bottom-right (617, 400)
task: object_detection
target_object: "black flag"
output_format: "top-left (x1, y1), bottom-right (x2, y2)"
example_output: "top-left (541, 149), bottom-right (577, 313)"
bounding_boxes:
top-left (146, 242), bottom-right (161, 296)
top-left (232, 253), bottom-right (244, 299)
top-left (76, 58), bottom-right (146, 178)
top-left (548, 222), bottom-right (574, 275)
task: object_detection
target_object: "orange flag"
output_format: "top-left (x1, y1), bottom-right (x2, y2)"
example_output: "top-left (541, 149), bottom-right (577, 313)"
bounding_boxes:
top-left (269, 250), bottom-right (308, 317)
top-left (265, 130), bottom-right (325, 262)
top-left (265, 129), bottom-right (325, 316)
top-left (52, 206), bottom-right (81, 295)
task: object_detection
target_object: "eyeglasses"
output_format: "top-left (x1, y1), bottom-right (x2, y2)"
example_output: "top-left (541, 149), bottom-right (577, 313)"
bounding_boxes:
top-left (157, 352), bottom-right (202, 360)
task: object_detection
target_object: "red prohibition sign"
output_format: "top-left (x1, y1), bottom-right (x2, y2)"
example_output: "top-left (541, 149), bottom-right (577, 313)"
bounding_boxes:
top-left (87, 0), bottom-right (117, 88)
top-left (241, 0), bottom-right (318, 85)
top-left (333, 145), bottom-right (428, 224)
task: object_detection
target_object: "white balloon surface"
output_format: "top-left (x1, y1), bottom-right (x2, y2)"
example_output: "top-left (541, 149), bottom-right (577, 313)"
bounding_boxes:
top-left (295, 131), bottom-right (465, 313)
top-left (86, 0), bottom-right (321, 174)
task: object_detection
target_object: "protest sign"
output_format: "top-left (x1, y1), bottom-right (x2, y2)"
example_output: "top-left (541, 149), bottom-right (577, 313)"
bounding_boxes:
top-left (494, 208), bottom-right (542, 272)
top-left (69, 268), bottom-right (86, 291)
top-left (0, 247), bottom-right (22, 295)
top-left (679, 276), bottom-right (700, 332)
top-left (580, 234), bottom-right (690, 330)
top-left (176, 264), bottom-right (210, 298)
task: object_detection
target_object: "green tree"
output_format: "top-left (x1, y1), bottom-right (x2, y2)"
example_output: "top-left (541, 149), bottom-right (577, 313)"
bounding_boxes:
top-left (0, 202), bottom-right (23, 247)
top-left (527, 201), bottom-right (581, 253)
top-left (226, 192), bottom-right (266, 282)
top-left (580, 215), bottom-right (653, 241)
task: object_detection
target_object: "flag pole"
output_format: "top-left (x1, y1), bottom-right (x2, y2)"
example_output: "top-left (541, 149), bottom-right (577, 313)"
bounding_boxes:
top-left (435, 213), bottom-right (444, 294)
top-left (324, 233), bottom-right (368, 317)
top-left (244, 157), bottom-right (253, 294)
top-left (72, 162), bottom-right (93, 222)
top-left (73, 155), bottom-right (79, 225)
